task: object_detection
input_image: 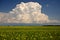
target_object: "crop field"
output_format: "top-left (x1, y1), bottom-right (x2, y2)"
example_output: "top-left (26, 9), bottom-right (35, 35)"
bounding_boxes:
top-left (0, 26), bottom-right (60, 40)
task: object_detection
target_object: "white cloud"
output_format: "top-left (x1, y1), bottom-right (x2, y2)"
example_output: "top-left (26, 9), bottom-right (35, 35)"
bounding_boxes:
top-left (9, 2), bottom-right (50, 23)
top-left (0, 12), bottom-right (9, 23)
top-left (0, 2), bottom-right (60, 24)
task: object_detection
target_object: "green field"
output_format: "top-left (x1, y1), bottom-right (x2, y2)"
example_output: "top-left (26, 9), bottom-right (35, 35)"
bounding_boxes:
top-left (0, 26), bottom-right (60, 40)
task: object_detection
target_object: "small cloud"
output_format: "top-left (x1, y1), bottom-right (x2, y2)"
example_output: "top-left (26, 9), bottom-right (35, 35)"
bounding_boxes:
top-left (46, 4), bottom-right (49, 7)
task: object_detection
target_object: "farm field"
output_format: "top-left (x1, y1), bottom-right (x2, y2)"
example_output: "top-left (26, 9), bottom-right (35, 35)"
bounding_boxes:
top-left (0, 26), bottom-right (60, 40)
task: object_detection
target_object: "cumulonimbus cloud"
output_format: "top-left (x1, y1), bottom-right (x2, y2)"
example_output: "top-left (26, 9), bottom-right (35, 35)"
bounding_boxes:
top-left (0, 2), bottom-right (60, 24)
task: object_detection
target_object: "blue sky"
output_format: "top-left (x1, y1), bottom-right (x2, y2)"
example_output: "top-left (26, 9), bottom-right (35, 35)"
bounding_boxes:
top-left (0, 0), bottom-right (60, 20)
top-left (0, 0), bottom-right (60, 24)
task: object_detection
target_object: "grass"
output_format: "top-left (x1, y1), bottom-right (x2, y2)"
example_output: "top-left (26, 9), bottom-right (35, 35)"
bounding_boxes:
top-left (0, 26), bottom-right (60, 40)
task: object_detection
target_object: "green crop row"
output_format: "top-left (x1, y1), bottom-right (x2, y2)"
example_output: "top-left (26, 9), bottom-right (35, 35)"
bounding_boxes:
top-left (0, 31), bottom-right (60, 40)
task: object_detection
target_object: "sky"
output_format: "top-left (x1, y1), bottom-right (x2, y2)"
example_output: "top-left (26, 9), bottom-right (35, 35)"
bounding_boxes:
top-left (0, 0), bottom-right (60, 25)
